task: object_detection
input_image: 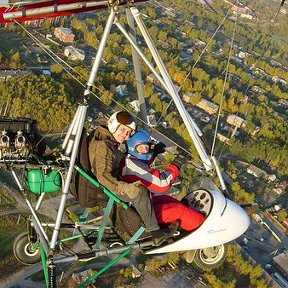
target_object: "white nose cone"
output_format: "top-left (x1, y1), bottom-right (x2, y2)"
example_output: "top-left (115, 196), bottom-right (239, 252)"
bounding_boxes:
top-left (223, 199), bottom-right (250, 240)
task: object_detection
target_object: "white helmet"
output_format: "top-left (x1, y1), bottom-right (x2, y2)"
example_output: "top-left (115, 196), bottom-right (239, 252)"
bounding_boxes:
top-left (107, 111), bottom-right (137, 134)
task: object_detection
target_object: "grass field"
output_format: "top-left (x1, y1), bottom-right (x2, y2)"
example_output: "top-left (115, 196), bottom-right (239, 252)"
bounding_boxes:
top-left (0, 213), bottom-right (27, 279)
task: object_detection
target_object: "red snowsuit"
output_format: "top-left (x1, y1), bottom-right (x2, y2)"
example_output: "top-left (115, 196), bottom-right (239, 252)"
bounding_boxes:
top-left (119, 155), bottom-right (205, 231)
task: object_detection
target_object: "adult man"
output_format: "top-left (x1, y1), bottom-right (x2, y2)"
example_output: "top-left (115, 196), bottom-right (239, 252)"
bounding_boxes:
top-left (120, 129), bottom-right (205, 231)
top-left (88, 110), bottom-right (172, 246)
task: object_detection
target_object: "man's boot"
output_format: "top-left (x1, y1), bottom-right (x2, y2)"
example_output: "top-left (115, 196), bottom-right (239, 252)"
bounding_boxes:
top-left (151, 221), bottom-right (179, 247)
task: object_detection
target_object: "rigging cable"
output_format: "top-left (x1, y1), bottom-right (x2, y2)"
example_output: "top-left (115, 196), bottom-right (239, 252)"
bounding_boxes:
top-left (210, 4), bottom-right (239, 157)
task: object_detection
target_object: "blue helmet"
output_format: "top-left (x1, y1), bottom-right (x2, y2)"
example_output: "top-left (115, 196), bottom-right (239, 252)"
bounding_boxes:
top-left (126, 129), bottom-right (155, 161)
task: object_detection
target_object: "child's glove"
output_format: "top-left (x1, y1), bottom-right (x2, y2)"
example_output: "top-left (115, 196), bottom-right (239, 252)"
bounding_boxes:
top-left (153, 142), bottom-right (166, 157)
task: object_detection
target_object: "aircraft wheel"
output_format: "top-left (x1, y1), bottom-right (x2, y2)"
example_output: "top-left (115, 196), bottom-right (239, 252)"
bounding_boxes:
top-left (193, 244), bottom-right (227, 270)
top-left (13, 232), bottom-right (41, 265)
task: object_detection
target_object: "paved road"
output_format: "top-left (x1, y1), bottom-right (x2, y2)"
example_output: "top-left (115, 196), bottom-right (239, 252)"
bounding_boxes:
top-left (237, 216), bottom-right (288, 267)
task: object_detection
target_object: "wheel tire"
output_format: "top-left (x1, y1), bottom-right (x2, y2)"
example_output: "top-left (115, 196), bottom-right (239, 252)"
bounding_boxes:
top-left (193, 244), bottom-right (227, 270)
top-left (13, 232), bottom-right (41, 265)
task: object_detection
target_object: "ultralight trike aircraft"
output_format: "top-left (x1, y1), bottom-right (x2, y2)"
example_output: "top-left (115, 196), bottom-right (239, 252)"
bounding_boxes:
top-left (0, 1), bottom-right (250, 287)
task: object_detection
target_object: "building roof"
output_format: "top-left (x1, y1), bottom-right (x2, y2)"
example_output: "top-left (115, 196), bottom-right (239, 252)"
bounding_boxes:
top-left (227, 114), bottom-right (246, 128)
top-left (273, 252), bottom-right (288, 277)
top-left (196, 98), bottom-right (219, 114)
top-left (64, 45), bottom-right (85, 60)
top-left (0, 70), bottom-right (28, 78)
top-left (55, 27), bottom-right (74, 35)
top-left (247, 164), bottom-right (268, 178)
top-left (129, 100), bottom-right (140, 112)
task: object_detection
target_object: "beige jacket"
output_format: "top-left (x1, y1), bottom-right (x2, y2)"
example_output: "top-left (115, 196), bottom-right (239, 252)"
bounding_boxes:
top-left (88, 125), bottom-right (140, 196)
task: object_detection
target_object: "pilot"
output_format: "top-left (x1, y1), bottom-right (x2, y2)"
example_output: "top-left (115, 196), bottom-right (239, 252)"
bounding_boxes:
top-left (88, 110), bottom-right (173, 246)
top-left (119, 129), bottom-right (205, 231)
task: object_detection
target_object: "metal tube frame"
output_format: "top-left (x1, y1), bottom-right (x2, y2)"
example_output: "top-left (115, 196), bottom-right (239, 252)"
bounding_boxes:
top-left (125, 7), bottom-right (148, 129)
top-left (50, 105), bottom-right (87, 250)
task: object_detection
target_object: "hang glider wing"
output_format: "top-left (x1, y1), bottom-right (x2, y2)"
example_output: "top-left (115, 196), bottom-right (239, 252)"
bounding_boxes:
top-left (0, 0), bottom-right (147, 23)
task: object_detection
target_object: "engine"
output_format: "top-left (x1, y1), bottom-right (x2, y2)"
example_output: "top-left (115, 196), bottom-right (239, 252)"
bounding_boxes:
top-left (0, 118), bottom-right (45, 161)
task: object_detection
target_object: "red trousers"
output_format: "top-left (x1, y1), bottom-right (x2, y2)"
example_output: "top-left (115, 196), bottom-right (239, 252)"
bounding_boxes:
top-left (153, 195), bottom-right (205, 231)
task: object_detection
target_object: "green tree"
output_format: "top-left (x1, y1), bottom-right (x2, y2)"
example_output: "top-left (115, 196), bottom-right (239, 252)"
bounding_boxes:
top-left (9, 51), bottom-right (20, 69)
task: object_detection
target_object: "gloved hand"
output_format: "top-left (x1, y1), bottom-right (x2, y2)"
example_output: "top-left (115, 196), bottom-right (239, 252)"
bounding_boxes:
top-left (125, 180), bottom-right (142, 199)
top-left (153, 142), bottom-right (166, 157)
top-left (171, 155), bottom-right (186, 170)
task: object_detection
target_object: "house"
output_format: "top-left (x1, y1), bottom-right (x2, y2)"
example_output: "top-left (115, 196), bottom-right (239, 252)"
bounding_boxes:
top-left (250, 65), bottom-right (269, 77)
top-left (131, 266), bottom-right (141, 278)
top-left (194, 38), bottom-right (206, 46)
top-left (231, 56), bottom-right (243, 64)
top-left (115, 85), bottom-right (128, 97)
top-left (182, 91), bottom-right (193, 103)
top-left (230, 74), bottom-right (240, 83)
top-left (247, 165), bottom-right (268, 179)
top-left (54, 27), bottom-right (75, 43)
top-left (146, 73), bottom-right (158, 85)
top-left (0, 70), bottom-right (29, 82)
top-left (64, 46), bottom-right (85, 61)
top-left (196, 99), bottom-right (219, 115)
top-left (227, 114), bottom-right (246, 128)
top-left (272, 253), bottom-right (288, 279)
top-left (148, 108), bottom-right (156, 114)
top-left (223, 0), bottom-right (252, 14)
top-left (160, 121), bottom-right (169, 128)
top-left (272, 76), bottom-right (288, 85)
top-left (278, 99), bottom-right (288, 107)
top-left (280, 7), bottom-right (287, 14)
top-left (217, 132), bottom-right (230, 143)
top-left (270, 60), bottom-right (284, 68)
top-left (238, 51), bottom-right (249, 58)
top-left (129, 100), bottom-right (140, 112)
top-left (273, 181), bottom-right (288, 195)
top-left (120, 57), bottom-right (129, 64)
top-left (272, 187), bottom-right (284, 195)
top-left (268, 174), bottom-right (277, 182)
top-left (251, 85), bottom-right (266, 94)
top-left (179, 51), bottom-right (192, 61)
top-left (147, 114), bottom-right (157, 127)
top-left (239, 13), bottom-right (253, 19)
top-left (200, 116), bottom-right (211, 123)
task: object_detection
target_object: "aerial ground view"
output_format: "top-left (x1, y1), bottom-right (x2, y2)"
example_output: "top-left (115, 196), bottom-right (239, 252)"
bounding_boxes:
top-left (0, 0), bottom-right (287, 287)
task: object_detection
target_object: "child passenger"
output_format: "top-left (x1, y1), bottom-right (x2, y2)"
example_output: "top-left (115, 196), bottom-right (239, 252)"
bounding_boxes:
top-left (119, 129), bottom-right (205, 231)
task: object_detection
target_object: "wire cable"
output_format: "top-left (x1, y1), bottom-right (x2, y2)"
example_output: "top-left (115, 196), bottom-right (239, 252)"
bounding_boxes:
top-left (210, 4), bottom-right (239, 157)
